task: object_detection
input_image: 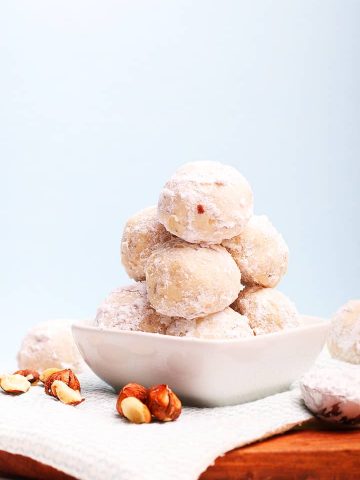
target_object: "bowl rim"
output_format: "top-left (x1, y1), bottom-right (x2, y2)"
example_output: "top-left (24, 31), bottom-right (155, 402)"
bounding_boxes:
top-left (72, 315), bottom-right (329, 346)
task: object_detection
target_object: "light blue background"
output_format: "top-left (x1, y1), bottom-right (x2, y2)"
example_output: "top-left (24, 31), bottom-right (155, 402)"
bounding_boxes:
top-left (1, 0), bottom-right (359, 363)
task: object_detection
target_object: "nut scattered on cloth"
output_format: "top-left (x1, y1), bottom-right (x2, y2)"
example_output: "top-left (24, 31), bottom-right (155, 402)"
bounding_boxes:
top-left (0, 374), bottom-right (31, 394)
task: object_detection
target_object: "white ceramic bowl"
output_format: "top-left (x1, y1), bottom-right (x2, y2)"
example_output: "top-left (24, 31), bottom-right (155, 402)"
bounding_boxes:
top-left (72, 315), bottom-right (329, 407)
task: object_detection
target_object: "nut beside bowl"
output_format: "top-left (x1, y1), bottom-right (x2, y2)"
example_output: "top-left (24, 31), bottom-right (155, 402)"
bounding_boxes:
top-left (72, 315), bottom-right (328, 407)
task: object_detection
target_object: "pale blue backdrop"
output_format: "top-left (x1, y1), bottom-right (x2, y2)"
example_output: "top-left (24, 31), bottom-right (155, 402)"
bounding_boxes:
top-left (1, 0), bottom-right (359, 363)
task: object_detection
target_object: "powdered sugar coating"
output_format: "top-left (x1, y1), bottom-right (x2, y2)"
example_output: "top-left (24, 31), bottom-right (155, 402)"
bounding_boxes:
top-left (121, 206), bottom-right (172, 281)
top-left (222, 215), bottom-right (289, 288)
top-left (95, 282), bottom-right (172, 334)
top-left (232, 286), bottom-right (300, 335)
top-left (145, 239), bottom-right (242, 319)
top-left (158, 161), bottom-right (254, 244)
top-left (301, 363), bottom-right (360, 401)
top-left (327, 300), bottom-right (360, 364)
top-left (300, 363), bottom-right (360, 425)
top-left (166, 307), bottom-right (254, 339)
top-left (17, 319), bottom-right (85, 372)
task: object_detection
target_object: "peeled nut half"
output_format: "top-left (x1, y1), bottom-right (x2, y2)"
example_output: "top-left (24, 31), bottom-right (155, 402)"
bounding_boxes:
top-left (14, 369), bottom-right (40, 385)
top-left (116, 383), bottom-right (151, 423)
top-left (121, 397), bottom-right (152, 424)
top-left (50, 380), bottom-right (84, 406)
top-left (116, 383), bottom-right (148, 416)
top-left (1, 374), bottom-right (31, 394)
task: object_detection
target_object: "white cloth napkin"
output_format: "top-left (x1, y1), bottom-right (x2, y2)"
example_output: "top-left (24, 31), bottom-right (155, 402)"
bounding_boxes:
top-left (0, 367), bottom-right (314, 480)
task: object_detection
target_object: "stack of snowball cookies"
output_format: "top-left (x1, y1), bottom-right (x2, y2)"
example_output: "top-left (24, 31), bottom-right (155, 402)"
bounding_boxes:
top-left (95, 161), bottom-right (300, 339)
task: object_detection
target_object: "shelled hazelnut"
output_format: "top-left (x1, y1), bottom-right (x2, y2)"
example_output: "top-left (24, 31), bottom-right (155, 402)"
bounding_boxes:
top-left (14, 369), bottom-right (40, 386)
top-left (116, 383), bottom-right (148, 416)
top-left (116, 382), bottom-right (182, 424)
top-left (120, 397), bottom-right (152, 424)
top-left (51, 380), bottom-right (85, 406)
top-left (148, 384), bottom-right (182, 422)
top-left (40, 368), bottom-right (62, 384)
top-left (44, 369), bottom-right (81, 397)
top-left (0, 374), bottom-right (31, 394)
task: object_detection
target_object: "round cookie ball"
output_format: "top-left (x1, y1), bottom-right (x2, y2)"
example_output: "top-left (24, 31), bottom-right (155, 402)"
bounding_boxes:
top-left (232, 286), bottom-right (300, 335)
top-left (158, 161), bottom-right (254, 244)
top-left (121, 206), bottom-right (172, 281)
top-left (145, 239), bottom-right (242, 319)
top-left (327, 300), bottom-right (360, 364)
top-left (166, 307), bottom-right (254, 339)
top-left (300, 363), bottom-right (360, 426)
top-left (95, 282), bottom-right (172, 334)
top-left (222, 215), bottom-right (289, 288)
top-left (17, 319), bottom-right (85, 372)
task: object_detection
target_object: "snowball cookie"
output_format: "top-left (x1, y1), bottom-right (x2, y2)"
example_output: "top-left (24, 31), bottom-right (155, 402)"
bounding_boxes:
top-left (121, 206), bottom-right (172, 281)
top-left (166, 307), bottom-right (254, 340)
top-left (232, 286), bottom-right (300, 335)
top-left (95, 282), bottom-right (172, 334)
top-left (222, 215), bottom-right (289, 288)
top-left (158, 161), bottom-right (254, 244)
top-left (17, 319), bottom-right (85, 372)
top-left (327, 300), bottom-right (360, 364)
top-left (300, 363), bottom-right (360, 426)
top-left (145, 239), bottom-right (242, 319)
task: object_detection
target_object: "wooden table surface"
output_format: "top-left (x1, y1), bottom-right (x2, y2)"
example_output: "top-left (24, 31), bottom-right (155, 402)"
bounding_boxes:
top-left (1, 421), bottom-right (359, 480)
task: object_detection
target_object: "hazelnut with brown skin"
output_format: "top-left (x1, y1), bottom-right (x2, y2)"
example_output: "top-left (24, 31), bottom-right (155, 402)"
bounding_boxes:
top-left (116, 383), bottom-right (182, 423)
top-left (13, 369), bottom-right (40, 386)
top-left (40, 368), bottom-right (62, 384)
top-left (116, 383), bottom-right (149, 416)
top-left (148, 384), bottom-right (182, 422)
top-left (44, 369), bottom-right (81, 397)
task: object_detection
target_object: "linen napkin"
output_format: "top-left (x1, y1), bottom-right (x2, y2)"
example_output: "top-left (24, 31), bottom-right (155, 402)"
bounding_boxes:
top-left (0, 368), bottom-right (313, 480)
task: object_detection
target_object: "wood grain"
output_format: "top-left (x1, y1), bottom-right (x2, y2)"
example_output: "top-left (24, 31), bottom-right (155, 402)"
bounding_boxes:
top-left (0, 451), bottom-right (74, 480)
top-left (200, 421), bottom-right (360, 480)
top-left (1, 422), bottom-right (359, 479)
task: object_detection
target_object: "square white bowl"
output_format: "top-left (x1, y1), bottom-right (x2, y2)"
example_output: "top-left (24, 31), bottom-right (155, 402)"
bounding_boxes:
top-left (72, 315), bottom-right (328, 407)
